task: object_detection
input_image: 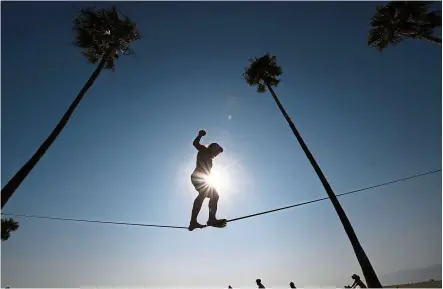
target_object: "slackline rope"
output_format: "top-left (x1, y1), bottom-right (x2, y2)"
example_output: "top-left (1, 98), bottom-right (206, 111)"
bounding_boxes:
top-left (2, 169), bottom-right (440, 230)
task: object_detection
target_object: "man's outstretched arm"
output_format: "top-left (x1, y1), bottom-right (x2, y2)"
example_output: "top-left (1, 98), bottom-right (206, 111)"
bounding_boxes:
top-left (193, 130), bottom-right (206, 151)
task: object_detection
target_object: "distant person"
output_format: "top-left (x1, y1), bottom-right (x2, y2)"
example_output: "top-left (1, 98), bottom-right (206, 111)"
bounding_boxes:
top-left (350, 274), bottom-right (367, 288)
top-left (188, 129), bottom-right (226, 231)
top-left (228, 286), bottom-right (232, 289)
top-left (256, 279), bottom-right (266, 288)
top-left (290, 281), bottom-right (296, 288)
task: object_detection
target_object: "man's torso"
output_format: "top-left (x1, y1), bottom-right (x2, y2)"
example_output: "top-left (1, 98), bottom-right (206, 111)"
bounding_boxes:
top-left (193, 148), bottom-right (212, 177)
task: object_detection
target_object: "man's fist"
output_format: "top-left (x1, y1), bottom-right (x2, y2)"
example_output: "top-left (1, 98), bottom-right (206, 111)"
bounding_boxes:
top-left (198, 130), bottom-right (206, 136)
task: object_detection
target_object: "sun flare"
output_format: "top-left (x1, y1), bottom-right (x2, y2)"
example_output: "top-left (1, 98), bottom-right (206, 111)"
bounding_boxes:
top-left (204, 167), bottom-right (230, 193)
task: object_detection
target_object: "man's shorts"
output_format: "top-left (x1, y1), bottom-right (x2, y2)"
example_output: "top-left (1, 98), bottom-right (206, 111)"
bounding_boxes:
top-left (191, 174), bottom-right (218, 198)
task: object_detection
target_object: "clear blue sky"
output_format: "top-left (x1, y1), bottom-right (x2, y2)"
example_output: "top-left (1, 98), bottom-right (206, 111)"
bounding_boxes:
top-left (1, 1), bottom-right (441, 287)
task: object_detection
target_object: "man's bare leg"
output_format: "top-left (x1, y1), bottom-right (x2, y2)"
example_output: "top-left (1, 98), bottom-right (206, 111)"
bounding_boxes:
top-left (207, 190), bottom-right (226, 227)
top-left (188, 194), bottom-right (206, 231)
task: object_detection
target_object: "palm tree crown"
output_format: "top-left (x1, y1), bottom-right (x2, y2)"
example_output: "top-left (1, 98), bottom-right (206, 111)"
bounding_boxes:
top-left (243, 53), bottom-right (282, 93)
top-left (368, 1), bottom-right (441, 51)
top-left (73, 6), bottom-right (140, 70)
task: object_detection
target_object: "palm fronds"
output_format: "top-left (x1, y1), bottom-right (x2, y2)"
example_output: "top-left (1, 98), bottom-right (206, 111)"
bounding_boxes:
top-left (368, 1), bottom-right (441, 51)
top-left (1, 218), bottom-right (19, 242)
top-left (243, 53), bottom-right (282, 93)
top-left (73, 6), bottom-right (140, 70)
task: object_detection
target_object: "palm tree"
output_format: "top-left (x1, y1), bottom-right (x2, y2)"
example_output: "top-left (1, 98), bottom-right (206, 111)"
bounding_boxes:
top-left (1, 6), bottom-right (140, 209)
top-left (243, 53), bottom-right (382, 288)
top-left (368, 1), bottom-right (441, 51)
top-left (1, 218), bottom-right (19, 242)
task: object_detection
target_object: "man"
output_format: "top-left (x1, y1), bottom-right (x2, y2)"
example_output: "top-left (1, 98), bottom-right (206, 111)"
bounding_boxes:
top-left (350, 274), bottom-right (367, 288)
top-left (188, 129), bottom-right (226, 231)
top-left (256, 279), bottom-right (266, 288)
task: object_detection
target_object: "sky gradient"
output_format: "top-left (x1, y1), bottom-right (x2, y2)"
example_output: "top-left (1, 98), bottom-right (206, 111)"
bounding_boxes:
top-left (1, 1), bottom-right (442, 287)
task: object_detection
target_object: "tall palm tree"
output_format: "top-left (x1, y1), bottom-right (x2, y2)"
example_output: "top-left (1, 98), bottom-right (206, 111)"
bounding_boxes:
top-left (1, 6), bottom-right (140, 209)
top-left (243, 53), bottom-right (382, 288)
top-left (368, 1), bottom-right (441, 51)
top-left (1, 218), bottom-right (19, 242)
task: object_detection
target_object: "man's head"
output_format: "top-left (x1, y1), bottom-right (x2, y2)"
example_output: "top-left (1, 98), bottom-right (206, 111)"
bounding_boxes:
top-left (351, 274), bottom-right (359, 280)
top-left (208, 143), bottom-right (223, 157)
top-left (256, 279), bottom-right (261, 284)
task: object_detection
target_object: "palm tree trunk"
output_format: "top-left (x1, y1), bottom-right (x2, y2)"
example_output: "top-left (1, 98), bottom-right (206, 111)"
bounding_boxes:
top-left (1, 48), bottom-right (114, 209)
top-left (419, 35), bottom-right (442, 46)
top-left (265, 83), bottom-right (382, 288)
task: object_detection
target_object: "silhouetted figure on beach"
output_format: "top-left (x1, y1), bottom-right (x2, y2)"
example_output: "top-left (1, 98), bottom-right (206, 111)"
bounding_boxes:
top-left (188, 130), bottom-right (226, 231)
top-left (290, 281), bottom-right (296, 288)
top-left (228, 286), bottom-right (232, 289)
top-left (350, 274), bottom-right (367, 288)
top-left (256, 279), bottom-right (266, 288)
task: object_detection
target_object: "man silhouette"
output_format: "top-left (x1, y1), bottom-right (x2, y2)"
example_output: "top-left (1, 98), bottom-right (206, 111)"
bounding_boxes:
top-left (188, 129), bottom-right (226, 231)
top-left (350, 274), bottom-right (367, 288)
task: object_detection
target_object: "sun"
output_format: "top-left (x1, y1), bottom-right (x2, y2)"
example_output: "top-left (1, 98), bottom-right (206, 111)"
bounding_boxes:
top-left (204, 167), bottom-right (230, 193)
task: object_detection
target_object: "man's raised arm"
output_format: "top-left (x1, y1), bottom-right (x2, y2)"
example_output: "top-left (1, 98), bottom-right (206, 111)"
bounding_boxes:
top-left (193, 130), bottom-right (206, 151)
